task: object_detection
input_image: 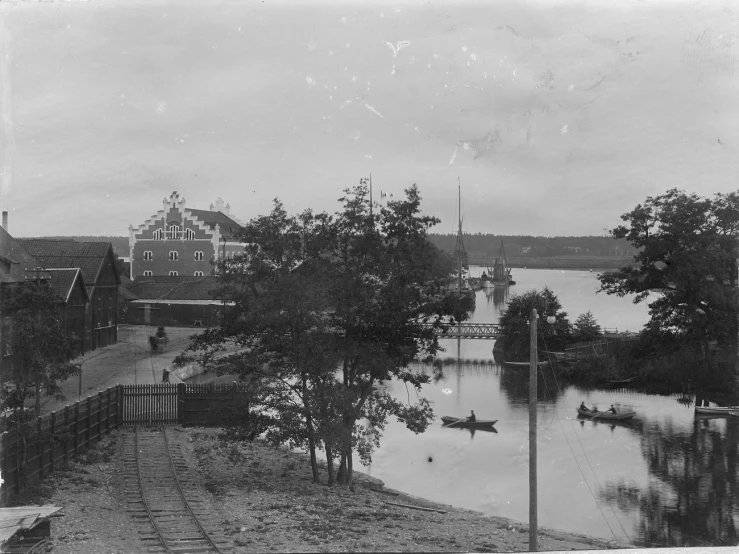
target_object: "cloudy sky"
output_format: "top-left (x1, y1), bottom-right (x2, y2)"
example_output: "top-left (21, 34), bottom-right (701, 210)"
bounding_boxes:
top-left (1, 0), bottom-right (738, 237)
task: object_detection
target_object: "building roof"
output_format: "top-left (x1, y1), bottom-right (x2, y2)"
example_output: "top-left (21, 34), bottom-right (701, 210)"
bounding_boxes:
top-left (17, 239), bottom-right (118, 290)
top-left (45, 268), bottom-right (88, 304)
top-left (128, 276), bottom-right (221, 301)
top-left (0, 227), bottom-right (38, 283)
top-left (186, 209), bottom-right (243, 239)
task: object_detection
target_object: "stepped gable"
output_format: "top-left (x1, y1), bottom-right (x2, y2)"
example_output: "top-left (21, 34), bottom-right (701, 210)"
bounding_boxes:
top-left (185, 209), bottom-right (242, 239)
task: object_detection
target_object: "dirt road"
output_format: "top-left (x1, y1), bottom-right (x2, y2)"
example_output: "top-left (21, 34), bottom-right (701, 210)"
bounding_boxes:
top-left (40, 325), bottom-right (201, 415)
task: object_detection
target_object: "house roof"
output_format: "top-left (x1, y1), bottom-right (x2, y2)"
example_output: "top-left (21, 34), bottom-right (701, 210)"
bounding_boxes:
top-left (44, 268), bottom-right (88, 304)
top-left (17, 239), bottom-right (119, 290)
top-left (129, 276), bottom-right (221, 301)
top-left (0, 227), bottom-right (38, 283)
top-left (186, 209), bottom-right (243, 239)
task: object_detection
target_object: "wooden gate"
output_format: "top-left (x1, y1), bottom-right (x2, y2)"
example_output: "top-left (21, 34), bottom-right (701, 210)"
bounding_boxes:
top-left (121, 384), bottom-right (180, 426)
top-left (120, 384), bottom-right (251, 426)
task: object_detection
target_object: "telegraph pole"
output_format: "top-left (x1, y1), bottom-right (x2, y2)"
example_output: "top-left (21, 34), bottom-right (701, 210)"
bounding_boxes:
top-left (529, 307), bottom-right (539, 552)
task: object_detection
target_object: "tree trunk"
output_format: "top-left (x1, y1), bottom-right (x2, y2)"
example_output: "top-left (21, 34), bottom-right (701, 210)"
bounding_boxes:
top-left (347, 449), bottom-right (354, 488)
top-left (337, 454), bottom-right (347, 485)
top-left (325, 444), bottom-right (335, 486)
top-left (35, 382), bottom-right (41, 418)
top-left (300, 372), bottom-right (320, 483)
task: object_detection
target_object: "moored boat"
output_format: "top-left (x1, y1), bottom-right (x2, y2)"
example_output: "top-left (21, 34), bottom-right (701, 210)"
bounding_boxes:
top-left (694, 406), bottom-right (739, 416)
top-left (501, 360), bottom-right (550, 368)
top-left (576, 407), bottom-right (636, 420)
top-left (441, 416), bottom-right (498, 429)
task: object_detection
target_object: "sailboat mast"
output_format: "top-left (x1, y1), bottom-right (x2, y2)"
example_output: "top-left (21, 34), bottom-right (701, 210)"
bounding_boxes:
top-left (458, 179), bottom-right (463, 294)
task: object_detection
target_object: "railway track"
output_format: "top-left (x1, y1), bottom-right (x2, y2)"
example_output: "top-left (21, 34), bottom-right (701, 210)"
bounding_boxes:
top-left (123, 427), bottom-right (233, 553)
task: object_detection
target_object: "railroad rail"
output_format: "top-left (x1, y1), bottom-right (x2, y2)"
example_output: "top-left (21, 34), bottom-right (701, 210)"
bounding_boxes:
top-left (123, 427), bottom-right (232, 553)
top-left (418, 322), bottom-right (501, 339)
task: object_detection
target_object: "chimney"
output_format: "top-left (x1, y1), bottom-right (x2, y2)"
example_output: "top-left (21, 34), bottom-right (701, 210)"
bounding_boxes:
top-left (2, 211), bottom-right (7, 232)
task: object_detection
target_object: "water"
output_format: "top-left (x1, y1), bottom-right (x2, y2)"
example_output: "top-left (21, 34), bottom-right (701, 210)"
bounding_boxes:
top-left (367, 269), bottom-right (739, 547)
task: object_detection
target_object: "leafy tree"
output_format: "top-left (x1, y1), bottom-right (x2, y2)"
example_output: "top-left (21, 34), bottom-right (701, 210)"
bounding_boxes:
top-left (572, 311), bottom-right (602, 343)
top-left (176, 183), bottom-right (463, 487)
top-left (1, 281), bottom-right (82, 419)
top-left (497, 287), bottom-right (571, 356)
top-left (598, 189), bottom-right (739, 361)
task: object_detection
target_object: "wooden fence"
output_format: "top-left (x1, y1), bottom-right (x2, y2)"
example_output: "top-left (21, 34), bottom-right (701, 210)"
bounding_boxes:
top-left (0, 386), bottom-right (122, 502)
top-left (1, 383), bottom-right (251, 500)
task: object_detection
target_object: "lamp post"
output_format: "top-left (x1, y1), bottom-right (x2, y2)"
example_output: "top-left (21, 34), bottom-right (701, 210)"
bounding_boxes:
top-left (529, 299), bottom-right (556, 552)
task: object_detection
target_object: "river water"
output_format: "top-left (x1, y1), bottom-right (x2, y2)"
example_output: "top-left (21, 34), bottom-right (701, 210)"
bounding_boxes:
top-left (367, 268), bottom-right (739, 548)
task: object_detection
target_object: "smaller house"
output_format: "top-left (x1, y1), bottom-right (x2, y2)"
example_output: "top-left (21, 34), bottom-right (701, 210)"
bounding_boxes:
top-left (125, 275), bottom-right (228, 328)
top-left (45, 268), bottom-right (88, 354)
top-left (17, 239), bottom-right (121, 352)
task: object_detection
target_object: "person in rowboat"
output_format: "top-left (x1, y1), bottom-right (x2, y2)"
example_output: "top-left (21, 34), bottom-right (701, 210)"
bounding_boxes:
top-left (609, 405), bottom-right (617, 414)
top-left (579, 401), bottom-right (590, 412)
top-left (467, 410), bottom-right (476, 422)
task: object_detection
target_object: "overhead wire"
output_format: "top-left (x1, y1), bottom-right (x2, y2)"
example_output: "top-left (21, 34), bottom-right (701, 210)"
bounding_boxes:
top-left (538, 327), bottom-right (633, 545)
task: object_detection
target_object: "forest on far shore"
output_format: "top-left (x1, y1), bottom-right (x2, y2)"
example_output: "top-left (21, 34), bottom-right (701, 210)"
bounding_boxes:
top-left (26, 234), bottom-right (636, 269)
top-left (427, 234), bottom-right (637, 263)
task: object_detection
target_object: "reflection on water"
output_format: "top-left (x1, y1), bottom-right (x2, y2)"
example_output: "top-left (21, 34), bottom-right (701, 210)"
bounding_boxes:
top-left (367, 270), bottom-right (737, 547)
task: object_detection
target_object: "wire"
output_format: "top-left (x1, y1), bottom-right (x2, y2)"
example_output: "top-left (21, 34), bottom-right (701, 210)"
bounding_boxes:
top-left (538, 324), bottom-right (632, 544)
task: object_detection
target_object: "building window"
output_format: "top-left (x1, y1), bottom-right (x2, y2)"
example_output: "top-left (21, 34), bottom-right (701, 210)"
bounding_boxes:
top-left (194, 251), bottom-right (204, 261)
top-left (194, 271), bottom-right (204, 277)
top-left (153, 228), bottom-right (164, 240)
top-left (185, 228), bottom-right (195, 240)
top-left (143, 251), bottom-right (153, 260)
top-left (169, 251), bottom-right (179, 261)
top-left (167, 224), bottom-right (180, 240)
top-left (143, 270), bottom-right (153, 276)
top-left (169, 271), bottom-right (178, 276)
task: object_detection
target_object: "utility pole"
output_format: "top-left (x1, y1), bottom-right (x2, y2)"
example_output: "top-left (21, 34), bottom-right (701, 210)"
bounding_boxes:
top-left (529, 306), bottom-right (539, 552)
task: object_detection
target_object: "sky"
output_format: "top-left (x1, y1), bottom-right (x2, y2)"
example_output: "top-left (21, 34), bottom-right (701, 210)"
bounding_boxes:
top-left (0, 0), bottom-right (738, 238)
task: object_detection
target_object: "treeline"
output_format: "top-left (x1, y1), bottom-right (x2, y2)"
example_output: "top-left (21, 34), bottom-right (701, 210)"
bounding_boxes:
top-left (28, 236), bottom-right (129, 257)
top-left (427, 234), bottom-right (638, 259)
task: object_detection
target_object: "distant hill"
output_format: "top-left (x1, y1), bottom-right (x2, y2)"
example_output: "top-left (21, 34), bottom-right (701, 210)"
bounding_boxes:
top-left (21, 236), bottom-right (129, 258)
top-left (428, 234), bottom-right (637, 258)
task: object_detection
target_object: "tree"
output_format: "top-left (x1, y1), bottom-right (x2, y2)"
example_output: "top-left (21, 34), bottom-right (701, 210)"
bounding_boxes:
top-left (0, 281), bottom-right (82, 419)
top-left (497, 287), bottom-right (571, 357)
top-left (175, 183), bottom-right (464, 487)
top-left (598, 189), bottom-right (739, 362)
top-left (572, 311), bottom-right (602, 343)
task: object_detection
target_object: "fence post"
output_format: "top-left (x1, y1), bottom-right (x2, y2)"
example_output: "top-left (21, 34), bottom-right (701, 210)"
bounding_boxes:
top-left (49, 412), bottom-right (56, 474)
top-left (63, 406), bottom-right (70, 464)
top-left (37, 417), bottom-right (44, 480)
top-left (117, 385), bottom-right (123, 428)
top-left (86, 397), bottom-right (92, 448)
top-left (105, 388), bottom-right (111, 433)
top-left (96, 391), bottom-right (103, 442)
top-left (73, 402), bottom-right (80, 455)
top-left (177, 383), bottom-right (185, 425)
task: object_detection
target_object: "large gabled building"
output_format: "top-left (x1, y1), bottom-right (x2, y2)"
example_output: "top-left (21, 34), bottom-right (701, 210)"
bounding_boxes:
top-left (128, 191), bottom-right (245, 280)
top-left (17, 239), bottom-right (120, 352)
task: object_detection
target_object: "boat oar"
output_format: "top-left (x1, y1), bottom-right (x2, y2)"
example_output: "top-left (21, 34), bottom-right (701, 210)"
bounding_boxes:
top-left (445, 418), bottom-right (466, 428)
top-left (587, 411), bottom-right (606, 419)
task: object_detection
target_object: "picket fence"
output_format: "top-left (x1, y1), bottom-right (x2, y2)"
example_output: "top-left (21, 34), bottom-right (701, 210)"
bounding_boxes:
top-left (0, 383), bottom-right (251, 500)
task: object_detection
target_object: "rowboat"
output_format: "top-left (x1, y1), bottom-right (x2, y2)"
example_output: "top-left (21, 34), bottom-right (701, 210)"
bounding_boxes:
top-left (501, 360), bottom-right (549, 368)
top-left (694, 406), bottom-right (739, 416)
top-left (441, 416), bottom-right (498, 429)
top-left (576, 408), bottom-right (636, 420)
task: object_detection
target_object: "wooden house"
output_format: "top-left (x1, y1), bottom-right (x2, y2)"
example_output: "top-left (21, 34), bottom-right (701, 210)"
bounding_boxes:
top-left (17, 240), bottom-right (120, 352)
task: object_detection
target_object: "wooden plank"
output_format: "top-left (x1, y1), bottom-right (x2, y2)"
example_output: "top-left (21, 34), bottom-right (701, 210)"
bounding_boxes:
top-left (383, 501), bottom-right (447, 514)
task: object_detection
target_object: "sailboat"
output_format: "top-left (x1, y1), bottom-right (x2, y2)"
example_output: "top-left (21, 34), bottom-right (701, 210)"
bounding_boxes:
top-left (452, 180), bottom-right (476, 312)
top-left (490, 241), bottom-right (515, 287)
